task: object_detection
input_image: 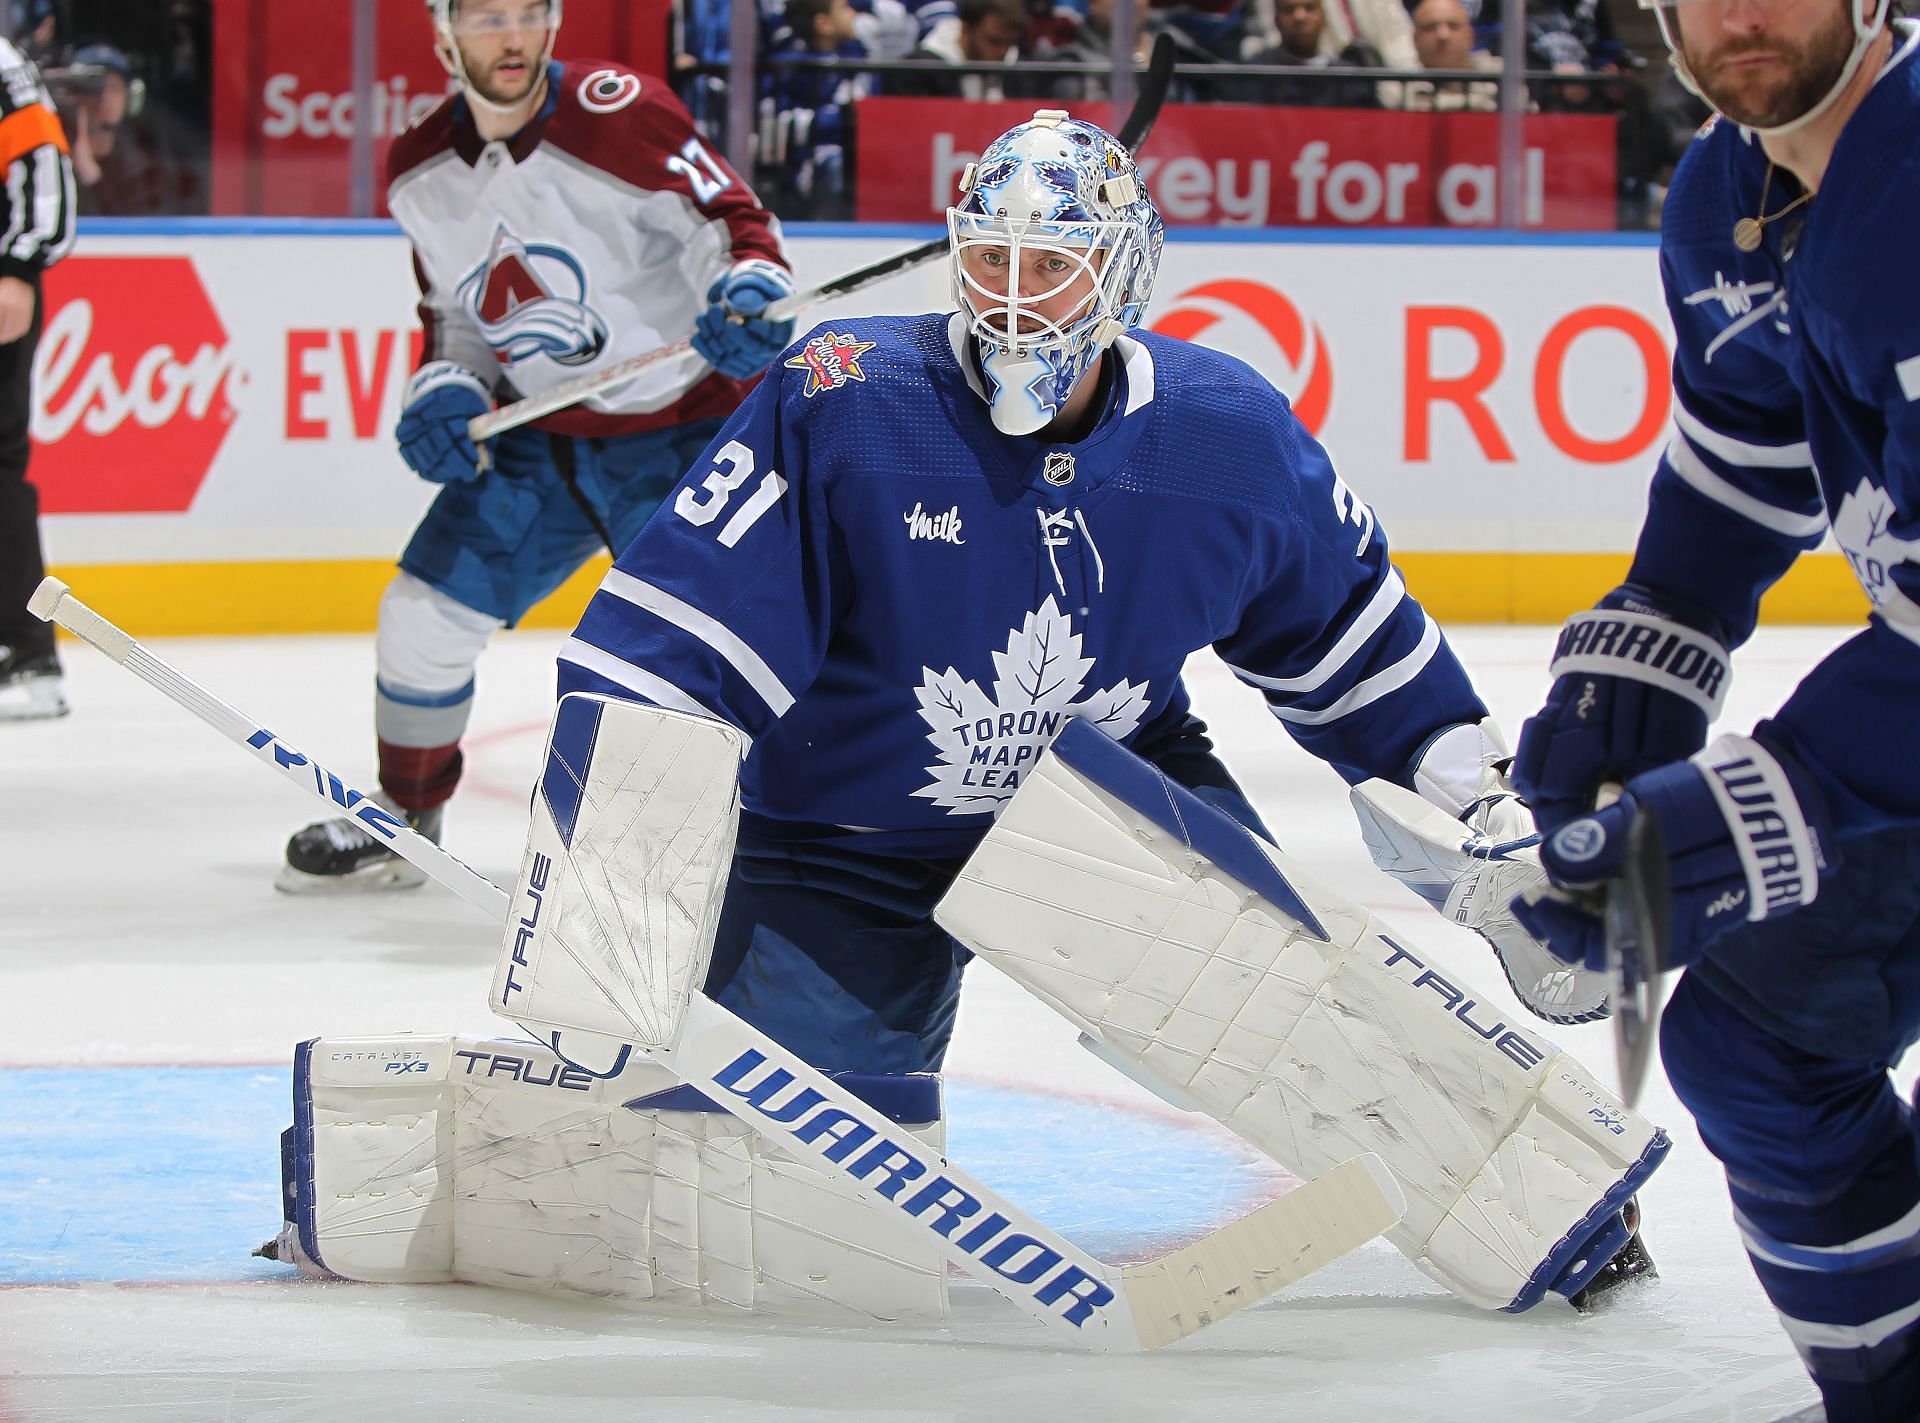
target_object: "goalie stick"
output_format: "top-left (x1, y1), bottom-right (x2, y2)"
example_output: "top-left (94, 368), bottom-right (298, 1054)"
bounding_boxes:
top-left (28, 572), bottom-right (1402, 1352)
top-left (465, 36), bottom-right (1178, 444)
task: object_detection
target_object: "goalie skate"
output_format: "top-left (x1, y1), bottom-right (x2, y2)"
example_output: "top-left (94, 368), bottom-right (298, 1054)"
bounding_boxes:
top-left (277, 798), bottom-right (444, 894)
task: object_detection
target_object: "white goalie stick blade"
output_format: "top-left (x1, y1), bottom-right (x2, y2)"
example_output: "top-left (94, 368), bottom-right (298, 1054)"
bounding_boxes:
top-left (34, 575), bottom-right (1401, 1350)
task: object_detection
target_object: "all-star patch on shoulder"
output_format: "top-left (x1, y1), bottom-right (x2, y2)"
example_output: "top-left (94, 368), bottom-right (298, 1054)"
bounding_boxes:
top-left (785, 330), bottom-right (877, 397)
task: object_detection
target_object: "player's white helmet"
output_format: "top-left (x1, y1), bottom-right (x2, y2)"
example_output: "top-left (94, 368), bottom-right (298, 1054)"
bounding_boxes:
top-left (427, 0), bottom-right (563, 114)
top-left (948, 110), bottom-right (1164, 437)
top-left (1643, 0), bottom-right (1886, 136)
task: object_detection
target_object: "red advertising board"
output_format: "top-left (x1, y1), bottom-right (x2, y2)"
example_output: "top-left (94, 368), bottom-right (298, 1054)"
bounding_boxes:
top-left (210, 0), bottom-right (671, 217)
top-left (29, 257), bottom-right (240, 514)
top-left (855, 98), bottom-right (1617, 229)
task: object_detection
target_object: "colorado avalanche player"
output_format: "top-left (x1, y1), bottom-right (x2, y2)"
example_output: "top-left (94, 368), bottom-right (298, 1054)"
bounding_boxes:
top-left (279, 0), bottom-right (794, 890)
top-left (1512, 0), bottom-right (1920, 1415)
top-left (545, 110), bottom-right (1661, 1313)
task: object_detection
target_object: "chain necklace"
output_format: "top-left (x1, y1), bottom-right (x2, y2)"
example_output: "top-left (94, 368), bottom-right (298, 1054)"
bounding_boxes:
top-left (1733, 162), bottom-right (1815, 253)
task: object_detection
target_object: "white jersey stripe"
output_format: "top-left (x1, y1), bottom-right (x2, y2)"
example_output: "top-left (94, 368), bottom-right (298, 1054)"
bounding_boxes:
top-left (1265, 612), bottom-right (1439, 726)
top-left (1673, 397), bottom-right (1813, 469)
top-left (597, 568), bottom-right (796, 716)
top-left (1229, 569), bottom-right (1407, 696)
top-left (1781, 1296), bottom-right (1920, 1353)
top-left (1666, 436), bottom-right (1830, 540)
top-left (557, 637), bottom-right (734, 729)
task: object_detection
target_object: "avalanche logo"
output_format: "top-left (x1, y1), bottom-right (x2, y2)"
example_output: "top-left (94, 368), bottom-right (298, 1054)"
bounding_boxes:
top-left (457, 226), bottom-right (610, 369)
top-left (786, 330), bottom-right (875, 397)
top-left (912, 597), bottom-right (1149, 814)
top-left (1149, 279), bottom-right (1332, 435)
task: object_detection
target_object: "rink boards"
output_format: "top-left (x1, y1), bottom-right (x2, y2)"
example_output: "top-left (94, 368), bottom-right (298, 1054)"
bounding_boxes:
top-left (32, 223), bottom-right (1864, 634)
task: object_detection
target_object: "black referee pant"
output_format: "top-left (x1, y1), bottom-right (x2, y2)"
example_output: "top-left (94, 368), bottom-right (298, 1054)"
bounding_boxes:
top-left (0, 281), bottom-right (50, 665)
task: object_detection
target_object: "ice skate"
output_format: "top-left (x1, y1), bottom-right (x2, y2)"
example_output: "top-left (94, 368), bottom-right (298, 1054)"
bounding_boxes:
top-left (1569, 1195), bottom-right (1658, 1312)
top-left (0, 643), bottom-right (68, 720)
top-left (277, 798), bottom-right (442, 894)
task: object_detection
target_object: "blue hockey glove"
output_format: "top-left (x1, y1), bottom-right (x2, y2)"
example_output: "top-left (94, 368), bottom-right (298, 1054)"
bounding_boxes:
top-left (395, 361), bottom-right (492, 485)
top-left (1511, 587), bottom-right (1733, 836)
top-left (692, 258), bottom-right (797, 380)
top-left (1513, 732), bottom-right (1835, 974)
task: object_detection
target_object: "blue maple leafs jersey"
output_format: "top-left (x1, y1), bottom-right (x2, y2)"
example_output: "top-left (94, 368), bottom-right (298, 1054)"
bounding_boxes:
top-left (558, 312), bottom-right (1485, 859)
top-left (1628, 23), bottom-right (1920, 836)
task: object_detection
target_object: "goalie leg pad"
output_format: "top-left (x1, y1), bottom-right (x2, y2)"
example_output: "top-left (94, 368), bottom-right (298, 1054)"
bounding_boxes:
top-left (278, 1034), bottom-right (950, 1322)
top-left (493, 694), bottom-right (747, 1069)
top-left (935, 721), bottom-right (1669, 1313)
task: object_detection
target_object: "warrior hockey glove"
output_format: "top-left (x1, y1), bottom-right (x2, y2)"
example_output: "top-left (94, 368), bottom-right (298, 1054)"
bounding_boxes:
top-left (693, 259), bottom-right (797, 380)
top-left (1514, 732), bottom-right (1836, 974)
top-left (396, 362), bottom-right (492, 485)
top-left (1512, 587), bottom-right (1733, 837)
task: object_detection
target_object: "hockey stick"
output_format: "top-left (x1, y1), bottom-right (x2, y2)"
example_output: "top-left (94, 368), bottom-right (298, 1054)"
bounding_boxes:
top-left (465, 35), bottom-right (1179, 445)
top-left (29, 572), bottom-right (1401, 1352)
top-left (1603, 807), bottom-right (1670, 1109)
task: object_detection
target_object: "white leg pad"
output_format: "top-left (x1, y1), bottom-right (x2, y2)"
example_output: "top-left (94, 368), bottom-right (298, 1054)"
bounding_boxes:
top-left (935, 722), bottom-right (1669, 1313)
top-left (280, 1034), bottom-right (950, 1322)
top-left (493, 694), bottom-right (747, 1070)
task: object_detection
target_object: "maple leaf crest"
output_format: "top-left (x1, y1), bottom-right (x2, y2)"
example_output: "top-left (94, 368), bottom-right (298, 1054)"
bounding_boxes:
top-left (1832, 476), bottom-right (1920, 622)
top-left (912, 596), bottom-right (1150, 815)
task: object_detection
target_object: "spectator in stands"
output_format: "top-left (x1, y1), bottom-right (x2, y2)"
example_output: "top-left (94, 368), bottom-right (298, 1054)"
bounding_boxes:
top-left (761, 0), bottom-right (872, 218)
top-left (1033, 0), bottom-right (1154, 99)
top-left (1231, 0), bottom-right (1382, 106)
top-left (890, 0), bottom-right (1027, 97)
top-left (55, 43), bottom-right (172, 217)
top-left (1241, 0), bottom-right (1413, 67)
top-left (1380, 0), bottom-right (1499, 110)
top-left (16, 0), bottom-right (57, 68)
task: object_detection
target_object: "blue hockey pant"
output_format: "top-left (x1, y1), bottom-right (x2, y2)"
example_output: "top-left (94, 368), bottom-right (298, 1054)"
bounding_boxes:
top-left (1664, 824), bottom-right (1920, 1423)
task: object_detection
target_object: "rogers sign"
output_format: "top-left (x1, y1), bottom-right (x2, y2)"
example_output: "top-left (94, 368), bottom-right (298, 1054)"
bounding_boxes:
top-left (30, 257), bottom-right (239, 514)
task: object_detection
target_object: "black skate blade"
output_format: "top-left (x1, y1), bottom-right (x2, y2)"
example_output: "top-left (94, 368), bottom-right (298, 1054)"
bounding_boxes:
top-left (1604, 809), bottom-right (1671, 1109)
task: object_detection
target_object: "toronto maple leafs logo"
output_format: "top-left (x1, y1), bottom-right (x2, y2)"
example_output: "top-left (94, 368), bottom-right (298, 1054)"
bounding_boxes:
top-left (912, 597), bottom-right (1150, 814)
top-left (1832, 477), bottom-right (1920, 625)
top-left (785, 331), bottom-right (876, 397)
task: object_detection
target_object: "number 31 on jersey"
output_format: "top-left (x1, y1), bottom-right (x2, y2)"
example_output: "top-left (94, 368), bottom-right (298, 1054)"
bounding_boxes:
top-left (674, 439), bottom-right (787, 547)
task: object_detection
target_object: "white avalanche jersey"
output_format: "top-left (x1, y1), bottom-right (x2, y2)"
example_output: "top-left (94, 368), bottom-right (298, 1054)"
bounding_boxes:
top-left (387, 59), bottom-right (788, 437)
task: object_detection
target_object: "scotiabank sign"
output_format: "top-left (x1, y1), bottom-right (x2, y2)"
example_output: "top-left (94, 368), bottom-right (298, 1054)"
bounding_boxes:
top-left (856, 98), bottom-right (1616, 229)
top-left (210, 0), bottom-right (670, 217)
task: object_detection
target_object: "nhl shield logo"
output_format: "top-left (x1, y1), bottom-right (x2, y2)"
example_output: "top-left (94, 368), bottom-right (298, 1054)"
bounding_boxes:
top-left (1043, 452), bottom-right (1075, 486)
top-left (785, 330), bottom-right (876, 397)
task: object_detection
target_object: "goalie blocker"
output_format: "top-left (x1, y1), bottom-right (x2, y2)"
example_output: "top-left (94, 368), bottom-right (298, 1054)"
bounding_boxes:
top-left (935, 720), bottom-right (1670, 1313)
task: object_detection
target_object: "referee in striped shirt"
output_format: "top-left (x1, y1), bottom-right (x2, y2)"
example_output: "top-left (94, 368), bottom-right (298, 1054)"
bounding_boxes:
top-left (0, 27), bottom-right (74, 720)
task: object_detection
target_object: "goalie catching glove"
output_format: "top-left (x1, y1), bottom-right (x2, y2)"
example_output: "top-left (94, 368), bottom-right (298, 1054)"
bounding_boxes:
top-left (1352, 720), bottom-right (1610, 1025)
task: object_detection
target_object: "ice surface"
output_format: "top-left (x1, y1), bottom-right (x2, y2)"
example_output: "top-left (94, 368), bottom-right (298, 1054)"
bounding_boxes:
top-left (2, 623), bottom-right (1876, 1421)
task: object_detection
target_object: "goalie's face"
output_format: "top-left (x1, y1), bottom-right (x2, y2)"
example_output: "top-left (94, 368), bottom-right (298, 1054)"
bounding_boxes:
top-left (955, 235), bottom-right (1106, 346)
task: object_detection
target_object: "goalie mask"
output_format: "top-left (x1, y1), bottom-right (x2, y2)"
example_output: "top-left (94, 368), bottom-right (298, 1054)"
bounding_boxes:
top-left (948, 111), bottom-right (1164, 437)
top-left (427, 0), bottom-right (563, 116)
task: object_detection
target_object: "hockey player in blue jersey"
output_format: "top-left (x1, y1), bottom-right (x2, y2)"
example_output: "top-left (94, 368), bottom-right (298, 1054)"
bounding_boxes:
top-left (551, 109), bottom-right (1659, 1308)
top-left (1510, 0), bottom-right (1920, 1415)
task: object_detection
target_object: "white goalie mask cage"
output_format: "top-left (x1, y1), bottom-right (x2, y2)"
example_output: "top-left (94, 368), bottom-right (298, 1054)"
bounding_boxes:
top-left (947, 111), bottom-right (1165, 437)
top-left (1642, 0), bottom-right (1888, 136)
top-left (427, 0), bottom-right (563, 113)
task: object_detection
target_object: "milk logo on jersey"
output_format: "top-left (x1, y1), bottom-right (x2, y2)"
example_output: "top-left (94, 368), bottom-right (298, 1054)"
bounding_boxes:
top-left (785, 330), bottom-right (875, 396)
top-left (913, 596), bottom-right (1150, 813)
top-left (1831, 476), bottom-right (1920, 632)
top-left (905, 502), bottom-right (965, 544)
top-left (456, 226), bottom-right (610, 369)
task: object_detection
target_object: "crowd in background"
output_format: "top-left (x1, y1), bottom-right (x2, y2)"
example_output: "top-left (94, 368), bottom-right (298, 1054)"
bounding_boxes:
top-left (9, 0), bottom-right (211, 217)
top-left (0, 0), bottom-right (1710, 229)
top-left (674, 0), bottom-right (1713, 226)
